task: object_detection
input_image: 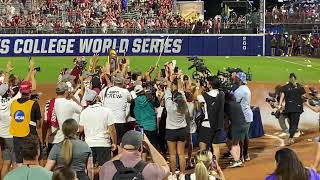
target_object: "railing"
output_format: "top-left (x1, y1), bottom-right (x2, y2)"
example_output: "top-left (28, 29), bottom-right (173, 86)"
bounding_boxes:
top-left (0, 24), bottom-right (253, 34)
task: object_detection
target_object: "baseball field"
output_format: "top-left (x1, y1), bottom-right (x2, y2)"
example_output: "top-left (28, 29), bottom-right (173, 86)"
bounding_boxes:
top-left (1, 55), bottom-right (319, 180)
top-left (1, 56), bottom-right (320, 83)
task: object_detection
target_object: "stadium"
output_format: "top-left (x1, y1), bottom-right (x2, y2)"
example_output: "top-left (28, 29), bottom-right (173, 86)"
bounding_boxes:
top-left (0, 0), bottom-right (319, 180)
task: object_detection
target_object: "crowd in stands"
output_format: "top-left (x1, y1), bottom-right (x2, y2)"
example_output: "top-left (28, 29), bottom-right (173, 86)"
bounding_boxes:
top-left (0, 0), bottom-right (259, 34)
top-left (266, 0), bottom-right (320, 24)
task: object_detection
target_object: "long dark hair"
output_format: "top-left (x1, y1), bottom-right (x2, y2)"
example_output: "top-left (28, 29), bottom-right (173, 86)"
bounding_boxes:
top-left (273, 148), bottom-right (309, 180)
top-left (173, 91), bottom-right (188, 114)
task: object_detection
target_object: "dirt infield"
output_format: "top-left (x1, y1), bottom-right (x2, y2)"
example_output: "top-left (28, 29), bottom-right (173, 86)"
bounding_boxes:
top-left (35, 82), bottom-right (319, 180)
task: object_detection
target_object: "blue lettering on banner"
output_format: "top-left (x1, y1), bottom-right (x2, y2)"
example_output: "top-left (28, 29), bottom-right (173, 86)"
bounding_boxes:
top-left (0, 35), bottom-right (264, 56)
top-left (14, 110), bottom-right (25, 123)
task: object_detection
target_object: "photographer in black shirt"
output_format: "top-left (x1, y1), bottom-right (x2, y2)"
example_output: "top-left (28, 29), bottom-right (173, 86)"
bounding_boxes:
top-left (278, 73), bottom-right (306, 145)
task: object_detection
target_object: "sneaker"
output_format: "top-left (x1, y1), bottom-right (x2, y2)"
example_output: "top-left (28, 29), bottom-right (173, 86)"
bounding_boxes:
top-left (278, 132), bottom-right (289, 138)
top-left (229, 160), bottom-right (243, 168)
top-left (293, 131), bottom-right (302, 138)
top-left (286, 138), bottom-right (295, 146)
top-left (244, 155), bottom-right (251, 161)
top-left (222, 152), bottom-right (232, 159)
top-left (168, 174), bottom-right (178, 180)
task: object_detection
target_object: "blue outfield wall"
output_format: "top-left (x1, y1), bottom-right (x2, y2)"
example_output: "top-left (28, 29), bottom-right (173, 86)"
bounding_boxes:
top-left (0, 34), bottom-right (266, 57)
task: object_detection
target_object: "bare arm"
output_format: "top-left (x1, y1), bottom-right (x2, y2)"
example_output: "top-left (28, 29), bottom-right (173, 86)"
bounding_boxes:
top-left (30, 69), bottom-right (37, 91)
top-left (87, 157), bottom-right (94, 180)
top-left (108, 124), bottom-right (117, 148)
top-left (24, 58), bottom-right (35, 81)
top-left (278, 92), bottom-right (285, 109)
top-left (45, 160), bottom-right (56, 170)
top-left (4, 61), bottom-right (13, 84)
top-left (312, 143), bottom-right (320, 169)
top-left (144, 135), bottom-right (170, 177)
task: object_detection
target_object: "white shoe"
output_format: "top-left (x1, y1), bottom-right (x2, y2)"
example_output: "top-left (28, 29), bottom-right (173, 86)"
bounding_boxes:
top-left (179, 174), bottom-right (185, 180)
top-left (168, 174), bottom-right (178, 180)
top-left (294, 131), bottom-right (301, 138)
top-left (229, 160), bottom-right (243, 168)
top-left (278, 132), bottom-right (289, 138)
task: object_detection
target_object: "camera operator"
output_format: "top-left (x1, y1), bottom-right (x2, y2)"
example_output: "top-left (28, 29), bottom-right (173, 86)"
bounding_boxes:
top-left (278, 73), bottom-right (306, 145)
top-left (267, 85), bottom-right (290, 137)
top-left (196, 76), bottom-right (225, 162)
top-left (233, 72), bottom-right (253, 162)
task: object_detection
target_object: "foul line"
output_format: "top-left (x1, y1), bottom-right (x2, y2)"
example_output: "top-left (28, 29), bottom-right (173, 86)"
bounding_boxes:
top-left (264, 134), bottom-right (285, 147)
top-left (266, 56), bottom-right (320, 71)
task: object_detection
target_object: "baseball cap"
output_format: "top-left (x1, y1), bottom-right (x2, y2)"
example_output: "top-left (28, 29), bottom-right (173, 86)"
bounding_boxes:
top-left (82, 71), bottom-right (94, 79)
top-left (112, 76), bottom-right (124, 84)
top-left (121, 130), bottom-right (143, 150)
top-left (61, 74), bottom-right (76, 83)
top-left (236, 72), bottom-right (247, 84)
top-left (20, 81), bottom-right (32, 94)
top-left (134, 85), bottom-right (144, 94)
top-left (56, 82), bottom-right (69, 93)
top-left (84, 89), bottom-right (98, 102)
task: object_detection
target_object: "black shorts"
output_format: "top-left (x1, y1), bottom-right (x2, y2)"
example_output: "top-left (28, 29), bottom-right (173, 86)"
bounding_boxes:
top-left (115, 123), bottom-right (130, 145)
top-left (165, 128), bottom-right (187, 142)
top-left (91, 147), bottom-right (111, 166)
top-left (198, 125), bottom-right (225, 145)
top-left (13, 137), bottom-right (24, 163)
top-left (144, 130), bottom-right (158, 148)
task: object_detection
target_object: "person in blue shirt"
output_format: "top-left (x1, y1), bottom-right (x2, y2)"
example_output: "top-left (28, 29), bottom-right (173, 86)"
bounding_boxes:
top-left (233, 72), bottom-right (253, 162)
top-left (133, 84), bottom-right (160, 149)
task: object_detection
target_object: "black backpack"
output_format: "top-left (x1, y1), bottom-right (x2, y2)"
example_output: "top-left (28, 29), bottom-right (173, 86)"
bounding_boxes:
top-left (112, 160), bottom-right (147, 180)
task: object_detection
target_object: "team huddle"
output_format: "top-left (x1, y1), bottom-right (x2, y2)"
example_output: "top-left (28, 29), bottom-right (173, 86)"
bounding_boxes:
top-left (0, 51), bottom-right (319, 180)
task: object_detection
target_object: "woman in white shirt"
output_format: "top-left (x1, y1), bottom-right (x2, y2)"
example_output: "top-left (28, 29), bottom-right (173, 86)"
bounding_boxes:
top-left (185, 150), bottom-right (225, 180)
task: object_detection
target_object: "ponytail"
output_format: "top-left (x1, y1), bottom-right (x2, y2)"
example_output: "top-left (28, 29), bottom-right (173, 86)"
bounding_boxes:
top-left (60, 119), bottom-right (78, 167)
top-left (61, 137), bottom-right (73, 167)
top-left (195, 161), bottom-right (210, 180)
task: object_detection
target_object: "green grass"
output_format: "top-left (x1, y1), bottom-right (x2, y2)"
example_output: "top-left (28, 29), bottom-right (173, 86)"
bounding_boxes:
top-left (0, 56), bottom-right (319, 84)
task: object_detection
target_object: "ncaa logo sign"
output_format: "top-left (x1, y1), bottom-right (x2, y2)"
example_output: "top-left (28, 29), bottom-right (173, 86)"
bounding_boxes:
top-left (14, 110), bottom-right (25, 123)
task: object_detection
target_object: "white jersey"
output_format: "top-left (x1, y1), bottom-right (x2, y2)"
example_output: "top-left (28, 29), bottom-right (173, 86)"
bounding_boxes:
top-left (0, 92), bottom-right (21, 138)
top-left (99, 86), bottom-right (131, 124)
top-left (52, 98), bottom-right (82, 144)
top-left (79, 104), bottom-right (115, 147)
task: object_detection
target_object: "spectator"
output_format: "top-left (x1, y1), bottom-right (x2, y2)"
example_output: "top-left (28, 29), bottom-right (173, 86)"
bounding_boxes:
top-left (52, 167), bottom-right (77, 180)
top-left (184, 150), bottom-right (225, 180)
top-left (9, 68), bottom-right (41, 165)
top-left (99, 130), bottom-right (170, 180)
top-left (0, 61), bottom-right (18, 179)
top-left (196, 76), bottom-right (225, 162)
top-left (224, 93), bottom-right (249, 168)
top-left (45, 119), bottom-right (94, 180)
top-left (164, 77), bottom-right (188, 179)
top-left (79, 89), bottom-right (117, 172)
top-left (4, 135), bottom-right (52, 180)
top-left (265, 148), bottom-right (320, 180)
top-left (99, 76), bottom-right (132, 148)
top-left (234, 72), bottom-right (253, 162)
top-left (47, 82), bottom-right (82, 146)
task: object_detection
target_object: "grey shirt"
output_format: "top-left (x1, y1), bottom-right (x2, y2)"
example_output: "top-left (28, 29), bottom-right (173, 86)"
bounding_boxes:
top-left (164, 89), bottom-right (187, 130)
top-left (48, 139), bottom-right (92, 172)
